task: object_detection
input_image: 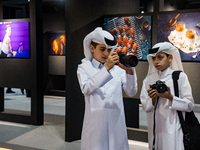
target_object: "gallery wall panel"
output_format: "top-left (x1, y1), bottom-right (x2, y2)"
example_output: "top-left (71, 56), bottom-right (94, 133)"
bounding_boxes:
top-left (0, 0), bottom-right (44, 125)
top-left (48, 56), bottom-right (65, 75)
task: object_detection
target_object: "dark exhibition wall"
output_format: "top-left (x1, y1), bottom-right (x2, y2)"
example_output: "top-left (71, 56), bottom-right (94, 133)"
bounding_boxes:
top-left (0, 0), bottom-right (200, 144)
top-left (65, 0), bottom-right (200, 142)
top-left (0, 0), bottom-right (43, 125)
top-left (43, 11), bottom-right (65, 96)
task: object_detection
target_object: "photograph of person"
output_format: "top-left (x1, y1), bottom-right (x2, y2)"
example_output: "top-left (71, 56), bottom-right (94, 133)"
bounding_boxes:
top-left (0, 23), bottom-right (16, 57)
top-left (0, 21), bottom-right (30, 58)
top-left (140, 42), bottom-right (194, 150)
top-left (77, 27), bottom-right (138, 150)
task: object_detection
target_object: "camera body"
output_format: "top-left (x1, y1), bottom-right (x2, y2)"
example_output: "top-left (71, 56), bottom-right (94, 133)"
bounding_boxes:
top-left (118, 52), bottom-right (138, 67)
top-left (150, 80), bottom-right (168, 93)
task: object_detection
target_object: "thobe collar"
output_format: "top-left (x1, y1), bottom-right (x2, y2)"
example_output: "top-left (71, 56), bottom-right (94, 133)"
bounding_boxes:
top-left (158, 67), bottom-right (172, 79)
top-left (92, 58), bottom-right (106, 69)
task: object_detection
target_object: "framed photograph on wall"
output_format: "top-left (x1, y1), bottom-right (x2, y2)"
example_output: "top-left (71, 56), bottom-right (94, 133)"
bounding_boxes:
top-left (103, 15), bottom-right (152, 60)
top-left (48, 31), bottom-right (66, 55)
top-left (157, 12), bottom-right (200, 61)
top-left (0, 21), bottom-right (30, 58)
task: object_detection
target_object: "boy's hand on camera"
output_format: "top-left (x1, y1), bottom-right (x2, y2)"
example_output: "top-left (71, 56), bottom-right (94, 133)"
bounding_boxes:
top-left (147, 85), bottom-right (157, 99)
top-left (118, 63), bottom-right (133, 75)
top-left (105, 52), bottom-right (119, 71)
top-left (157, 86), bottom-right (173, 101)
top-left (148, 85), bottom-right (158, 105)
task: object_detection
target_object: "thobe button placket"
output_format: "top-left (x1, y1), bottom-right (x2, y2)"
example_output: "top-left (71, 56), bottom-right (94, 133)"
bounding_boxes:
top-left (160, 72), bottom-right (163, 79)
top-left (98, 63), bottom-right (106, 99)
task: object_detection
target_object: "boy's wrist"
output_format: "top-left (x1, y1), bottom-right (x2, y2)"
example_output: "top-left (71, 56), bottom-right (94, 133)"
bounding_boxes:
top-left (105, 66), bottom-right (110, 71)
top-left (126, 68), bottom-right (133, 75)
top-left (105, 63), bottom-right (115, 72)
top-left (168, 94), bottom-right (173, 101)
top-left (105, 64), bottom-right (111, 71)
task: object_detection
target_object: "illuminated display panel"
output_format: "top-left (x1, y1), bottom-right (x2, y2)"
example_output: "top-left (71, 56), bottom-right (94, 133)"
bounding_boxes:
top-left (103, 15), bottom-right (152, 60)
top-left (0, 21), bottom-right (30, 58)
top-left (157, 12), bottom-right (200, 61)
top-left (48, 32), bottom-right (66, 55)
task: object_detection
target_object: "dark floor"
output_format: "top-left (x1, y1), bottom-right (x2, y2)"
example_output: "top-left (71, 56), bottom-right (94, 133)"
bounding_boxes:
top-left (0, 88), bottom-right (149, 150)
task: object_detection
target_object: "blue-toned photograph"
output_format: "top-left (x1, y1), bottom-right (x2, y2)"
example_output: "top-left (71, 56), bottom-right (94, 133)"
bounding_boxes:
top-left (157, 12), bottom-right (200, 61)
top-left (48, 32), bottom-right (66, 55)
top-left (103, 15), bottom-right (152, 60)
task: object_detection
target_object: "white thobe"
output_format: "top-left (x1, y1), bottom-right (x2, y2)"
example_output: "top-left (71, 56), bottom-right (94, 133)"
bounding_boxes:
top-left (2, 35), bottom-right (9, 54)
top-left (140, 67), bottom-right (194, 150)
top-left (77, 58), bottom-right (137, 150)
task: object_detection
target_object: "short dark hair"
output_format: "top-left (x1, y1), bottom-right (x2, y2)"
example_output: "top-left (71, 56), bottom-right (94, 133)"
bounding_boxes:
top-left (91, 41), bottom-right (98, 48)
top-left (166, 53), bottom-right (169, 57)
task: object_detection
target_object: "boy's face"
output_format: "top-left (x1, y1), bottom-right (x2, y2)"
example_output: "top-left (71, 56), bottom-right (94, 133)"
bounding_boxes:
top-left (90, 44), bottom-right (112, 64)
top-left (152, 52), bottom-right (172, 72)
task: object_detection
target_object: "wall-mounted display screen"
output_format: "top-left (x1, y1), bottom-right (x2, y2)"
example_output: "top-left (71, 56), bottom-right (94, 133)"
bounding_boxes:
top-left (0, 21), bottom-right (30, 58)
top-left (103, 15), bottom-right (152, 60)
top-left (48, 32), bottom-right (66, 55)
top-left (157, 12), bottom-right (200, 61)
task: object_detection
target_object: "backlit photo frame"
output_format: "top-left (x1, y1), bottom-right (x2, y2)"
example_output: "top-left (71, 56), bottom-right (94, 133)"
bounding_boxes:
top-left (48, 31), bottom-right (66, 55)
top-left (157, 12), bottom-right (200, 61)
top-left (103, 15), bottom-right (152, 60)
top-left (0, 21), bottom-right (30, 58)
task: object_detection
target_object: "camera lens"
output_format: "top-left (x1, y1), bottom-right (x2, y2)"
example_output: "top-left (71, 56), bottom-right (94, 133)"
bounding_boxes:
top-left (128, 55), bottom-right (138, 67)
top-left (155, 80), bottom-right (168, 93)
top-left (118, 52), bottom-right (138, 67)
top-left (157, 84), bottom-right (168, 93)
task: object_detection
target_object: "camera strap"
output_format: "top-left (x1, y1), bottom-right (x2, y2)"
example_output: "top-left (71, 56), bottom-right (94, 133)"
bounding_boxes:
top-left (152, 97), bottom-right (159, 150)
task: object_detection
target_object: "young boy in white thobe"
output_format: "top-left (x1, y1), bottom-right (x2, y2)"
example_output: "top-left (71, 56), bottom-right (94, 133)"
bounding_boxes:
top-left (140, 42), bottom-right (195, 150)
top-left (77, 27), bottom-right (137, 150)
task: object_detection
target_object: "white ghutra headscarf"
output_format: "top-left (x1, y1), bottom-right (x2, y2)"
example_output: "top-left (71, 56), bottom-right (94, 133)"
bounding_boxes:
top-left (83, 27), bottom-right (117, 61)
top-left (80, 27), bottom-right (117, 99)
top-left (144, 42), bottom-right (184, 86)
top-left (147, 41), bottom-right (184, 76)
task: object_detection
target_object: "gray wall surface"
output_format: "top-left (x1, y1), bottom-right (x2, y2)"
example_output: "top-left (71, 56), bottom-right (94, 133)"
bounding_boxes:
top-left (48, 56), bottom-right (65, 75)
top-left (43, 12), bottom-right (66, 76)
top-left (43, 12), bottom-right (66, 92)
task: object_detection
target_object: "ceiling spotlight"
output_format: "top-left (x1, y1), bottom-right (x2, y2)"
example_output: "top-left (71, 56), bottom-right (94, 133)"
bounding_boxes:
top-left (140, 6), bottom-right (145, 14)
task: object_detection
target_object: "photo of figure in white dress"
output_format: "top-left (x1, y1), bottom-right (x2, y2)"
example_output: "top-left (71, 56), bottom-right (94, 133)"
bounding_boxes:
top-left (0, 23), bottom-right (16, 57)
top-left (0, 21), bottom-right (30, 58)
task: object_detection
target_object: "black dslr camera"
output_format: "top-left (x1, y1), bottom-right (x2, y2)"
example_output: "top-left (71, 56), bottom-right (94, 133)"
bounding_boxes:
top-left (150, 80), bottom-right (168, 93)
top-left (118, 52), bottom-right (138, 67)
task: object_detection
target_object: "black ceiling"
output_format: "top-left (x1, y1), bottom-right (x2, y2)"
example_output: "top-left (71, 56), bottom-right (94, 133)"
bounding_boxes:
top-left (2, 0), bottom-right (65, 13)
top-left (140, 0), bottom-right (200, 12)
top-left (166, 0), bottom-right (200, 9)
top-left (2, 0), bottom-right (200, 14)
top-left (43, 1), bottom-right (65, 13)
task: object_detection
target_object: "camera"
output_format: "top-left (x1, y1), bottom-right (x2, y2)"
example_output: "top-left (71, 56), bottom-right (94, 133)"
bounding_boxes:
top-left (150, 80), bottom-right (168, 93)
top-left (118, 52), bottom-right (138, 67)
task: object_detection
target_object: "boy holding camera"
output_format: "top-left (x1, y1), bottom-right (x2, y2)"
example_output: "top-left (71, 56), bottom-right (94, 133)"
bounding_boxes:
top-left (140, 42), bottom-right (194, 150)
top-left (77, 27), bottom-right (137, 150)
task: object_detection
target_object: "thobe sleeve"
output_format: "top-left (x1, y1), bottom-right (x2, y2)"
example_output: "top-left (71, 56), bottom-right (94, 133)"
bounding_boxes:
top-left (77, 65), bottom-right (113, 96)
top-left (121, 67), bottom-right (138, 97)
top-left (170, 72), bottom-right (195, 112)
top-left (140, 78), bottom-right (155, 113)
